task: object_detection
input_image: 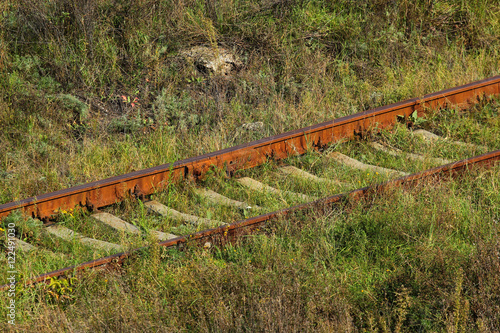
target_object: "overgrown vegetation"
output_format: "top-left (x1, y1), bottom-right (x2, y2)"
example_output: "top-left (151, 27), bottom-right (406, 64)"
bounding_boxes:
top-left (1, 0), bottom-right (499, 331)
top-left (1, 0), bottom-right (499, 203)
top-left (2, 166), bottom-right (500, 331)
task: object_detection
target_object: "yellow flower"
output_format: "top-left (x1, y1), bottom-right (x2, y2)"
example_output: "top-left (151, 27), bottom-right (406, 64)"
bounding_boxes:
top-left (0, 227), bottom-right (4, 232)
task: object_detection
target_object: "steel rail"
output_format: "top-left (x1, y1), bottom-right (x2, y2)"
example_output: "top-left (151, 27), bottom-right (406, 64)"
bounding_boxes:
top-left (3, 149), bottom-right (498, 291)
top-left (1, 75), bottom-right (499, 220)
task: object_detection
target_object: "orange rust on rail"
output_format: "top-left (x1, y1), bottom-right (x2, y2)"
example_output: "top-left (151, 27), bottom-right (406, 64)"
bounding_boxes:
top-left (1, 75), bottom-right (499, 220)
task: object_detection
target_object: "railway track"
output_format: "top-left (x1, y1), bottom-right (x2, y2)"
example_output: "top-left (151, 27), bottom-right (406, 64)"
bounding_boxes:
top-left (1, 75), bottom-right (499, 290)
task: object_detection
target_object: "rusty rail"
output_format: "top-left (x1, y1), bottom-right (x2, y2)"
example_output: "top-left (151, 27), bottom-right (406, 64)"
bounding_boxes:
top-left (3, 149), bottom-right (498, 290)
top-left (1, 75), bottom-right (499, 220)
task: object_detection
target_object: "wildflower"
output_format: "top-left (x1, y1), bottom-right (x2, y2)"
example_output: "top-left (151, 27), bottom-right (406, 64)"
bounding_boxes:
top-left (376, 172), bottom-right (379, 175)
top-left (131, 97), bottom-right (139, 108)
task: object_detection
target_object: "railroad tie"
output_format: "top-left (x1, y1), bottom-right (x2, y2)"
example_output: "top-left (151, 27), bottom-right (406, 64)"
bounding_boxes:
top-left (12, 237), bottom-right (68, 260)
top-left (413, 129), bottom-right (489, 151)
top-left (46, 225), bottom-right (124, 252)
top-left (236, 177), bottom-right (315, 201)
top-left (279, 165), bottom-right (344, 187)
top-left (143, 200), bottom-right (227, 227)
top-left (13, 237), bottom-right (37, 252)
top-left (369, 142), bottom-right (452, 165)
top-left (194, 188), bottom-right (259, 210)
top-left (328, 152), bottom-right (408, 177)
top-left (92, 212), bottom-right (177, 241)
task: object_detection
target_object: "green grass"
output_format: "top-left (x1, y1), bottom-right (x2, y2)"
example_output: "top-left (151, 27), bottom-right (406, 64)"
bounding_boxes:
top-left (2, 165), bottom-right (499, 331)
top-left (2, 100), bottom-right (499, 329)
top-left (2, 98), bottom-right (499, 306)
top-left (1, 0), bottom-right (500, 330)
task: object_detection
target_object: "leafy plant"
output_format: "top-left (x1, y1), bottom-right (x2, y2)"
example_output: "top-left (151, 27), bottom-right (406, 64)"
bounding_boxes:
top-left (108, 111), bottom-right (153, 133)
top-left (410, 110), bottom-right (426, 126)
top-left (152, 90), bottom-right (202, 131)
top-left (52, 94), bottom-right (89, 121)
top-left (43, 276), bottom-right (78, 304)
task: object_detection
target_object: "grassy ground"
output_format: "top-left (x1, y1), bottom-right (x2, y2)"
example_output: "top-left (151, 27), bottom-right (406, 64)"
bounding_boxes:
top-left (1, 0), bottom-right (500, 331)
top-left (1, 98), bottom-right (499, 331)
top-left (1, 166), bottom-right (500, 331)
top-left (0, 0), bottom-right (499, 204)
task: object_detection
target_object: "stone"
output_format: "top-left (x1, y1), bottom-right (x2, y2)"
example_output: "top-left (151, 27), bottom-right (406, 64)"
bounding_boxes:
top-left (241, 121), bottom-right (264, 131)
top-left (181, 46), bottom-right (242, 76)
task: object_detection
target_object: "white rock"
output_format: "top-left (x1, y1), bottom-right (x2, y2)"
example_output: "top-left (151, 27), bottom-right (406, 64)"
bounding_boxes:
top-left (181, 46), bottom-right (242, 76)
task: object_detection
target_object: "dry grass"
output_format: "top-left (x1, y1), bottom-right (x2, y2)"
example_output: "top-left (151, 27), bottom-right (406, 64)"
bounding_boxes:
top-left (1, 0), bottom-right (500, 331)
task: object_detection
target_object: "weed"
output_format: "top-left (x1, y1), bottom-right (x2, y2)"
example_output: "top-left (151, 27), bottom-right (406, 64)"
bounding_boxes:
top-left (42, 276), bottom-right (78, 305)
